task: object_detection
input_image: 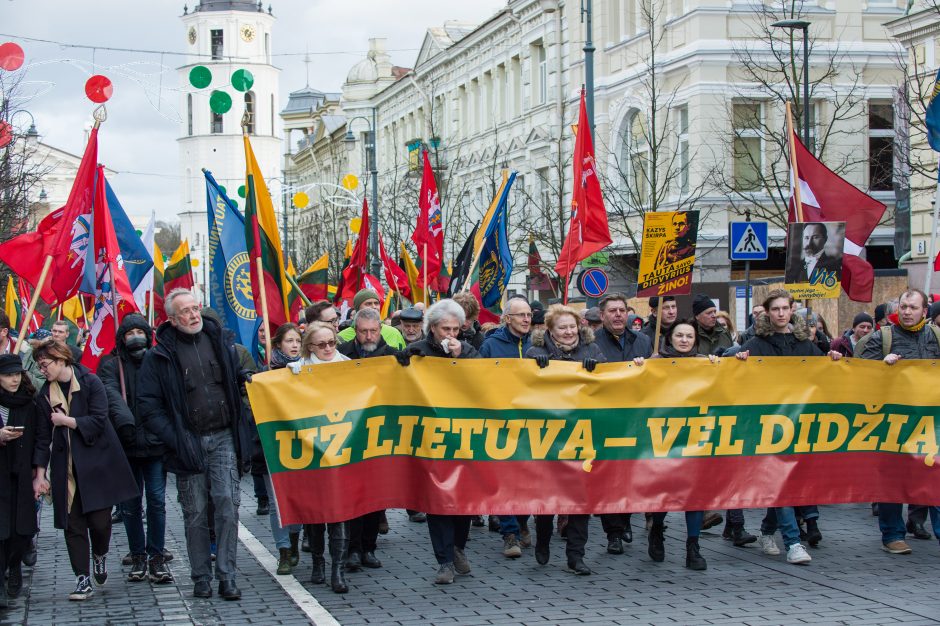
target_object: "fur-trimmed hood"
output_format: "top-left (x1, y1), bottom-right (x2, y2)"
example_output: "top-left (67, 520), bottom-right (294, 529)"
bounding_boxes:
top-left (531, 325), bottom-right (596, 348)
top-left (753, 312), bottom-right (811, 341)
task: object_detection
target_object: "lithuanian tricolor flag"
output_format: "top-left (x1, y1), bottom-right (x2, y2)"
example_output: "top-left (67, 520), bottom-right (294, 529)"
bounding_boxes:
top-left (244, 134), bottom-right (290, 330)
top-left (151, 242), bottom-right (166, 323)
top-left (5, 277), bottom-right (21, 331)
top-left (295, 254), bottom-right (329, 303)
top-left (401, 244), bottom-right (426, 305)
top-left (164, 240), bottom-right (195, 294)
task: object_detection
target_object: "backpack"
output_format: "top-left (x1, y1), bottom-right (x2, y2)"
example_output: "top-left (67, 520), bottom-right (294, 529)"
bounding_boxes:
top-left (858, 324), bottom-right (940, 357)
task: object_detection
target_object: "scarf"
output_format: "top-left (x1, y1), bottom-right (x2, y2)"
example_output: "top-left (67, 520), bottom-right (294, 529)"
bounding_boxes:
top-left (48, 368), bottom-right (81, 513)
top-left (0, 385), bottom-right (34, 409)
top-left (899, 318), bottom-right (927, 333)
top-left (270, 348), bottom-right (302, 369)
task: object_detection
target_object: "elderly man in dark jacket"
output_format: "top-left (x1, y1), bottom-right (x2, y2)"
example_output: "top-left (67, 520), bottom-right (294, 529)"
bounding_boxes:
top-left (337, 308), bottom-right (394, 572)
top-left (479, 296), bottom-right (532, 359)
top-left (691, 294), bottom-right (734, 356)
top-left (138, 289), bottom-right (252, 601)
top-left (861, 288), bottom-right (940, 554)
top-left (591, 293), bottom-right (652, 553)
top-left (99, 313), bottom-right (173, 585)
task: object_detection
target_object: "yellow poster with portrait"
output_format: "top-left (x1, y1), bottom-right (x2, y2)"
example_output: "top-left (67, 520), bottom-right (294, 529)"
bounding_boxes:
top-left (637, 211), bottom-right (699, 297)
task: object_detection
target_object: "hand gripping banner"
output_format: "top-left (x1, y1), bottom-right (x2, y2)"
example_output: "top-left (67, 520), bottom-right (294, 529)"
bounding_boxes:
top-left (246, 357), bottom-right (939, 525)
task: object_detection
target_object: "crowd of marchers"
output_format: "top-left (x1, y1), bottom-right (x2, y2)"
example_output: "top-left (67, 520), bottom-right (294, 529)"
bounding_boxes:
top-left (1, 284), bottom-right (939, 607)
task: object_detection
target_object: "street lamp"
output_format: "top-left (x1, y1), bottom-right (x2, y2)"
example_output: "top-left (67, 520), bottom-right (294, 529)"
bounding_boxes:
top-left (771, 19), bottom-right (811, 148)
top-left (581, 0), bottom-right (595, 139)
top-left (344, 107), bottom-right (380, 277)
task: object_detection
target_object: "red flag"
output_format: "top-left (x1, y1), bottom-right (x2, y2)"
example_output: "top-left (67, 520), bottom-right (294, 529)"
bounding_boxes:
top-left (361, 273), bottom-right (386, 308)
top-left (934, 250), bottom-right (940, 272)
top-left (0, 208), bottom-right (68, 305)
top-left (50, 127), bottom-right (99, 303)
top-left (338, 199), bottom-right (370, 306)
top-left (788, 130), bottom-right (886, 302)
top-left (81, 166), bottom-right (140, 372)
top-left (16, 277), bottom-right (43, 333)
top-left (411, 151), bottom-right (444, 290)
top-left (555, 91), bottom-right (612, 277)
top-left (379, 235), bottom-right (411, 300)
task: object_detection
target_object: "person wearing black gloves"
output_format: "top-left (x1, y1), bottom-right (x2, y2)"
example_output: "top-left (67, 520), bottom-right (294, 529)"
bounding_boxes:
top-left (0, 354), bottom-right (50, 609)
top-left (525, 304), bottom-right (606, 575)
top-left (395, 299), bottom-right (479, 585)
top-left (98, 313), bottom-right (173, 585)
top-left (33, 340), bottom-right (139, 601)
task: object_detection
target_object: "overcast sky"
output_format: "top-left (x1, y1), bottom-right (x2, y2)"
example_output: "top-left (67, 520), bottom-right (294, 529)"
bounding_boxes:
top-left (3, 0), bottom-right (499, 223)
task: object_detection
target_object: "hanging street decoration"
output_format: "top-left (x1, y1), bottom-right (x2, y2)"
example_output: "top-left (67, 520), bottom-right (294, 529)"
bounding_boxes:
top-left (189, 65), bottom-right (212, 89)
top-left (84, 74), bottom-right (113, 103)
top-left (231, 68), bottom-right (254, 92)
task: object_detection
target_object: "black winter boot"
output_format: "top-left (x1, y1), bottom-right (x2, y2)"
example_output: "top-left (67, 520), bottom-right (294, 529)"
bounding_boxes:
top-left (306, 524), bottom-right (326, 585)
top-left (804, 519), bottom-right (822, 547)
top-left (289, 531), bottom-right (300, 566)
top-left (329, 522), bottom-right (349, 593)
top-left (648, 522), bottom-right (665, 562)
top-left (685, 537), bottom-right (707, 570)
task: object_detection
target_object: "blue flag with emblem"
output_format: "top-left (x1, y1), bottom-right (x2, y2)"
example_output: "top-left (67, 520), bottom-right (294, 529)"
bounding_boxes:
top-left (205, 169), bottom-right (259, 351)
top-left (478, 171), bottom-right (516, 309)
top-left (81, 175), bottom-right (153, 294)
top-left (926, 68), bottom-right (940, 153)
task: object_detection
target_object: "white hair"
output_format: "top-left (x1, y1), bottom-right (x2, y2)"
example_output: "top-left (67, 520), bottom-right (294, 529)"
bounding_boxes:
top-left (165, 288), bottom-right (197, 317)
top-left (424, 298), bottom-right (466, 334)
top-left (353, 307), bottom-right (381, 328)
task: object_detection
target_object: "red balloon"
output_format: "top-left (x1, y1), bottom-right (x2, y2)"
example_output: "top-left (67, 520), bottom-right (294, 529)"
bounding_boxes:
top-left (0, 121), bottom-right (12, 148)
top-left (85, 75), bottom-right (113, 103)
top-left (0, 42), bottom-right (25, 71)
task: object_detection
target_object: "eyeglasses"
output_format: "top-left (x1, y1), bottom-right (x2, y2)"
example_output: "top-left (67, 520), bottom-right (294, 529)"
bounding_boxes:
top-left (174, 305), bottom-right (201, 317)
top-left (507, 313), bottom-right (533, 319)
top-left (37, 360), bottom-right (55, 371)
top-left (310, 340), bottom-right (337, 349)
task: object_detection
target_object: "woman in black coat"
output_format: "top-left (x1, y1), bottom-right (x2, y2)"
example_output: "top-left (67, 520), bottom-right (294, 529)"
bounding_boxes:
top-left (0, 353), bottom-right (50, 608)
top-left (33, 340), bottom-right (138, 602)
top-left (525, 304), bottom-right (606, 576)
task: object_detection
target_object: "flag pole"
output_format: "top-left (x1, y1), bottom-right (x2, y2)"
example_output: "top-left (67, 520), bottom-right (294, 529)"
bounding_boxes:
top-left (148, 288), bottom-right (154, 326)
top-left (285, 271), bottom-right (312, 307)
top-left (13, 256), bottom-right (53, 353)
top-left (256, 257), bottom-right (273, 365)
top-left (786, 101), bottom-right (805, 223)
top-left (652, 304), bottom-right (663, 357)
top-left (77, 294), bottom-right (89, 328)
top-left (924, 164), bottom-right (940, 296)
top-left (422, 243), bottom-right (429, 306)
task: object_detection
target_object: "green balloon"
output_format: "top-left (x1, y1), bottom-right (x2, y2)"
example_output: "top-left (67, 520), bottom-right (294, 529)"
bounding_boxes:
top-left (219, 185), bottom-right (227, 195)
top-left (209, 90), bottom-right (232, 114)
top-left (237, 185), bottom-right (246, 198)
top-left (189, 65), bottom-right (212, 89)
top-left (231, 69), bottom-right (254, 92)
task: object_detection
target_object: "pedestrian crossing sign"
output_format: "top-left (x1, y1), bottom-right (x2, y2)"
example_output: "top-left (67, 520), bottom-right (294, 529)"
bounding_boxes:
top-left (729, 221), bottom-right (768, 261)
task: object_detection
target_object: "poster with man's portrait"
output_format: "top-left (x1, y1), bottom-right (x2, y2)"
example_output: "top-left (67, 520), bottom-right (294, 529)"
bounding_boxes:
top-left (637, 211), bottom-right (699, 297)
top-left (784, 221), bottom-right (844, 299)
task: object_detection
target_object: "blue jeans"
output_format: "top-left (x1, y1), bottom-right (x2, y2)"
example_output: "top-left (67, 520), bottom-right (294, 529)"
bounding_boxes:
top-left (760, 507), bottom-right (801, 548)
top-left (263, 474), bottom-right (301, 549)
top-left (122, 457), bottom-right (167, 557)
top-left (177, 431), bottom-right (240, 583)
top-left (652, 511), bottom-right (704, 538)
top-left (499, 515), bottom-right (529, 537)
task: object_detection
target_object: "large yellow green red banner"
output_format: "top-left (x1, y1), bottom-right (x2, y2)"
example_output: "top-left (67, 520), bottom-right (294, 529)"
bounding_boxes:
top-left (246, 357), bottom-right (939, 525)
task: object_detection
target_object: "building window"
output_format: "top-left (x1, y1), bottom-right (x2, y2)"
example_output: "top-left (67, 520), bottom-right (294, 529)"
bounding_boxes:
top-left (538, 43), bottom-right (547, 105)
top-left (270, 94), bottom-right (275, 137)
top-left (212, 109), bottom-right (223, 134)
top-left (677, 105), bottom-right (688, 194)
top-left (211, 29), bottom-right (224, 60)
top-left (244, 91), bottom-right (255, 134)
top-left (618, 110), bottom-right (649, 204)
top-left (265, 32), bottom-right (271, 63)
top-left (530, 41), bottom-right (547, 107)
top-left (869, 101), bottom-right (894, 192)
top-left (511, 56), bottom-right (522, 117)
top-left (187, 94), bottom-right (193, 136)
top-left (732, 102), bottom-right (762, 192)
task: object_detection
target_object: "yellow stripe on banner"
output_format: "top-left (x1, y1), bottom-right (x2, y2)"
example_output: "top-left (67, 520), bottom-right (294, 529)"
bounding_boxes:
top-left (246, 356), bottom-right (925, 427)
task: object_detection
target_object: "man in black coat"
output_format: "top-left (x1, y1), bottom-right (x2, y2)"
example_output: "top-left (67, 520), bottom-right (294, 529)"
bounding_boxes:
top-left (138, 289), bottom-right (252, 601)
top-left (590, 293), bottom-right (652, 555)
top-left (98, 313), bottom-right (173, 585)
top-left (337, 308), bottom-right (395, 572)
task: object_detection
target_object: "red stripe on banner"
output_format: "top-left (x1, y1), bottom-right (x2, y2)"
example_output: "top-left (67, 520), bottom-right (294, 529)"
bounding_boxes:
top-left (269, 451), bottom-right (938, 525)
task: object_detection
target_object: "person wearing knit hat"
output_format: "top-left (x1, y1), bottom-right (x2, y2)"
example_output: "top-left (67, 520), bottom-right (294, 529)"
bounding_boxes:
top-left (691, 294), bottom-right (733, 356)
top-left (874, 303), bottom-right (887, 327)
top-left (830, 312), bottom-right (874, 357)
top-left (930, 301), bottom-right (940, 325)
top-left (336, 289), bottom-right (406, 350)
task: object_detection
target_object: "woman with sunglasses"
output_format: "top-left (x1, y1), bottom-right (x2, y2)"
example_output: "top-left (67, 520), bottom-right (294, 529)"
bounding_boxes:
top-left (33, 340), bottom-right (138, 601)
top-left (288, 323), bottom-right (351, 593)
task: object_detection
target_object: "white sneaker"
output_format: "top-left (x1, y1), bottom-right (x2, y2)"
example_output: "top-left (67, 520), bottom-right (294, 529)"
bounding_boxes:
top-left (786, 543), bottom-right (812, 564)
top-left (758, 534), bottom-right (780, 555)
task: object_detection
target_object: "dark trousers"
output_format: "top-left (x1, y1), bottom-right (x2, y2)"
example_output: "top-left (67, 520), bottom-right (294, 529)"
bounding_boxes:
top-left (348, 510), bottom-right (383, 554)
top-left (726, 509), bottom-right (745, 527)
top-left (122, 457), bottom-right (167, 557)
top-left (600, 513), bottom-right (631, 536)
top-left (251, 472), bottom-right (267, 501)
top-left (909, 505), bottom-right (928, 525)
top-left (65, 494), bottom-right (112, 577)
top-left (536, 514), bottom-right (588, 561)
top-left (0, 533), bottom-right (29, 590)
top-left (427, 514), bottom-right (471, 564)
top-left (652, 511), bottom-right (704, 537)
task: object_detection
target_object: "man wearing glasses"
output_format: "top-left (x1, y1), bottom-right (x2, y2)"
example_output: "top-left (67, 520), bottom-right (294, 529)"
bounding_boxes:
top-left (479, 296), bottom-right (534, 558)
top-left (138, 288), bottom-right (253, 601)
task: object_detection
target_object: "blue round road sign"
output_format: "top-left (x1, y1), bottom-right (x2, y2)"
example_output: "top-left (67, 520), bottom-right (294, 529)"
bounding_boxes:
top-left (578, 268), bottom-right (609, 298)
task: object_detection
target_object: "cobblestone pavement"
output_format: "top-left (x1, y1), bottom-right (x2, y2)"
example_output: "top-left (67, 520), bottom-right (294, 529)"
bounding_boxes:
top-left (3, 477), bottom-right (938, 625)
